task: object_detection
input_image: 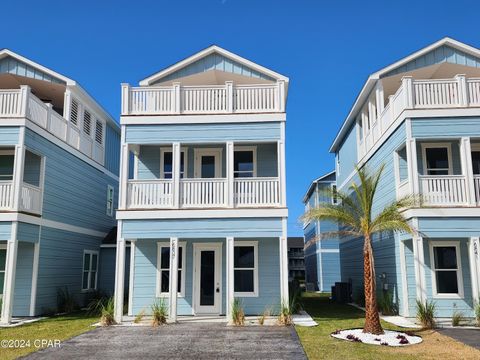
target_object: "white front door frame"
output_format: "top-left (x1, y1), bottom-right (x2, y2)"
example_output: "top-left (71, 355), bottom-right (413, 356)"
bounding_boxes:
top-left (194, 148), bottom-right (222, 178)
top-left (192, 242), bottom-right (222, 315)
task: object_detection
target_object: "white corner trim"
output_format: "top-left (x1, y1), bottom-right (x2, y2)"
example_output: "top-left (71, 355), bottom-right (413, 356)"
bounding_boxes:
top-left (120, 113), bottom-right (286, 125)
top-left (398, 239), bottom-right (409, 317)
top-left (403, 207), bottom-right (480, 218)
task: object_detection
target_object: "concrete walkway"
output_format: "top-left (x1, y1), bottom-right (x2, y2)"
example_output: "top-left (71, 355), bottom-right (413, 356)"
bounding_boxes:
top-left (24, 323), bottom-right (306, 359)
top-left (438, 328), bottom-right (480, 350)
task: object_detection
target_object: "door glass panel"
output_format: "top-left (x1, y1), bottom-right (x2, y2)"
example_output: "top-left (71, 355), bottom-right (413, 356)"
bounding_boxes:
top-left (425, 147), bottom-right (449, 175)
top-left (201, 156), bottom-right (216, 178)
top-left (200, 250), bottom-right (215, 306)
top-left (472, 151), bottom-right (480, 174)
top-left (234, 151), bottom-right (254, 178)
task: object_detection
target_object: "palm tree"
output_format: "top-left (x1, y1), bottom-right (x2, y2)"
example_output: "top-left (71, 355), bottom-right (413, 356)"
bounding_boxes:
top-left (303, 164), bottom-right (416, 335)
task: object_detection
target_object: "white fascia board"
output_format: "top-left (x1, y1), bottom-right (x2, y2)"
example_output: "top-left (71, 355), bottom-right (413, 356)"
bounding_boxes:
top-left (120, 112), bottom-right (286, 125)
top-left (116, 208), bottom-right (288, 220)
top-left (139, 45), bottom-right (289, 86)
top-left (403, 207), bottom-right (480, 218)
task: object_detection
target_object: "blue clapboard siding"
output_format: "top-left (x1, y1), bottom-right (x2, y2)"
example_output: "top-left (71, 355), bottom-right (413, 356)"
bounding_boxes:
top-left (125, 122), bottom-right (281, 144)
top-left (404, 240), bottom-right (418, 316)
top-left (17, 222), bottom-right (40, 243)
top-left (336, 124), bottom-right (358, 187)
top-left (0, 56), bottom-right (65, 84)
top-left (122, 218), bottom-right (283, 239)
top-left (24, 128), bottom-right (118, 233)
top-left (0, 127), bottom-right (20, 145)
top-left (256, 143), bottom-right (278, 177)
top-left (35, 226), bottom-right (103, 315)
top-left (104, 124), bottom-right (121, 175)
top-left (98, 246), bottom-right (130, 296)
top-left (0, 222), bottom-right (12, 240)
top-left (418, 218), bottom-right (480, 238)
top-left (12, 242), bottom-right (34, 315)
top-left (153, 52), bottom-right (275, 84)
top-left (23, 150), bottom-right (41, 186)
top-left (321, 252), bottom-right (341, 292)
top-left (131, 238), bottom-right (280, 316)
top-left (138, 145), bottom-right (160, 179)
top-left (416, 140), bottom-right (462, 175)
top-left (304, 223), bottom-right (319, 290)
top-left (382, 45), bottom-right (480, 78)
top-left (398, 146), bottom-right (408, 181)
top-left (412, 117), bottom-right (480, 138)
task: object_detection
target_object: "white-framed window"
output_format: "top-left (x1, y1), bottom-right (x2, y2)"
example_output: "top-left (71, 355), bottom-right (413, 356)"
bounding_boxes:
top-left (82, 250), bottom-right (98, 291)
top-left (234, 241), bottom-right (258, 297)
top-left (331, 184), bottom-right (338, 205)
top-left (421, 143), bottom-right (452, 175)
top-left (0, 149), bottom-right (15, 181)
top-left (156, 242), bottom-right (186, 297)
top-left (194, 148), bottom-right (222, 178)
top-left (471, 143), bottom-right (480, 175)
top-left (429, 241), bottom-right (464, 299)
top-left (234, 146), bottom-right (257, 178)
top-left (0, 243), bottom-right (6, 297)
top-left (160, 148), bottom-right (187, 179)
top-left (106, 185), bottom-right (114, 217)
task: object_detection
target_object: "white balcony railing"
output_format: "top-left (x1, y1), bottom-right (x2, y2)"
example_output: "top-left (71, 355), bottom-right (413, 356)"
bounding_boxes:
top-left (125, 177), bottom-right (281, 209)
top-left (0, 181), bottom-right (13, 209)
top-left (474, 175), bottom-right (480, 204)
top-left (121, 81), bottom-right (285, 116)
top-left (419, 175), bottom-right (468, 206)
top-left (20, 183), bottom-right (42, 215)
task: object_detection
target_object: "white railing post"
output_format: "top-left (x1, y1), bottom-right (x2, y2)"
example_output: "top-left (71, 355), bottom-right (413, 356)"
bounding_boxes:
top-left (226, 142), bottom-right (234, 207)
top-left (402, 76), bottom-right (414, 109)
top-left (45, 103), bottom-right (53, 132)
top-left (63, 88), bottom-right (72, 121)
top-left (276, 80), bottom-right (286, 112)
top-left (19, 85), bottom-right (30, 118)
top-left (460, 137), bottom-right (476, 205)
top-left (12, 128), bottom-right (25, 211)
top-left (172, 142), bottom-right (181, 208)
top-left (455, 74), bottom-right (468, 107)
top-left (226, 81), bottom-right (234, 113)
top-left (173, 82), bottom-right (181, 114)
top-left (121, 83), bottom-right (131, 115)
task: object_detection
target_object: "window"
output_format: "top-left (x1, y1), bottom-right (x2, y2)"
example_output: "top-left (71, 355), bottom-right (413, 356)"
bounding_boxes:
top-left (0, 245), bottom-right (6, 296)
top-left (422, 144), bottom-right (452, 175)
top-left (106, 185), bottom-right (114, 217)
top-left (160, 149), bottom-right (186, 179)
top-left (156, 242), bottom-right (185, 297)
top-left (429, 241), bottom-right (463, 298)
top-left (331, 184), bottom-right (338, 205)
top-left (234, 147), bottom-right (256, 178)
top-left (234, 241), bottom-right (258, 297)
top-left (70, 99), bottom-right (79, 126)
top-left (95, 120), bottom-right (104, 145)
top-left (82, 250), bottom-right (98, 291)
top-left (83, 110), bottom-right (92, 136)
top-left (472, 149), bottom-right (480, 175)
top-left (0, 151), bottom-right (14, 181)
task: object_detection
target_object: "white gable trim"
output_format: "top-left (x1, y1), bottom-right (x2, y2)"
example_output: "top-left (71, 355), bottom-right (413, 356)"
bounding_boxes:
top-left (139, 45), bottom-right (289, 86)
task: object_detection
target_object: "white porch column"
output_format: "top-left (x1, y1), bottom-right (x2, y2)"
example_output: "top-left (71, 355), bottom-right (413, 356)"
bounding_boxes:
top-left (460, 137), bottom-right (476, 205)
top-left (226, 142), bottom-right (234, 207)
top-left (12, 127), bottom-right (26, 211)
top-left (278, 122), bottom-right (287, 207)
top-left (412, 230), bottom-right (426, 303)
top-left (172, 82), bottom-right (181, 114)
top-left (118, 128), bottom-right (129, 210)
top-left (455, 74), bottom-right (468, 107)
top-left (375, 81), bottom-right (385, 117)
top-left (226, 237), bottom-right (234, 321)
top-left (114, 222), bottom-right (126, 323)
top-left (121, 83), bottom-right (131, 115)
top-left (128, 240), bottom-right (136, 316)
top-left (226, 81), bottom-right (234, 113)
top-left (172, 143), bottom-right (181, 209)
top-left (29, 240), bottom-right (40, 316)
top-left (405, 120), bottom-right (419, 195)
top-left (279, 219), bottom-right (289, 306)
top-left (276, 80), bottom-right (286, 112)
top-left (468, 237), bottom-right (480, 304)
top-left (168, 237), bottom-right (179, 322)
top-left (402, 76), bottom-right (414, 109)
top-left (398, 239), bottom-right (410, 317)
top-left (1, 222), bottom-right (19, 324)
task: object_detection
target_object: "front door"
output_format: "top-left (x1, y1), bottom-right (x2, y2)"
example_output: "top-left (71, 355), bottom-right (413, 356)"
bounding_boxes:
top-left (193, 243), bottom-right (222, 315)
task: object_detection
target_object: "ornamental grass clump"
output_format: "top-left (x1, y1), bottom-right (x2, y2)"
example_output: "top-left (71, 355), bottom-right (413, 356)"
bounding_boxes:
top-left (452, 310), bottom-right (464, 327)
top-left (231, 298), bottom-right (245, 326)
top-left (278, 302), bottom-right (292, 326)
top-left (100, 297), bottom-right (116, 326)
top-left (475, 301), bottom-right (480, 327)
top-left (416, 300), bottom-right (436, 329)
top-left (151, 298), bottom-right (168, 327)
top-left (258, 307), bottom-right (272, 325)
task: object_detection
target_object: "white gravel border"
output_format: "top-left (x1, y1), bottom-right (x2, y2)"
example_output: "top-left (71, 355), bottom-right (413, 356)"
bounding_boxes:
top-left (331, 328), bottom-right (422, 347)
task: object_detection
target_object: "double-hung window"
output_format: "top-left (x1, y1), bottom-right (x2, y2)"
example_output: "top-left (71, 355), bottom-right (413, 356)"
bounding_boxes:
top-left (234, 147), bottom-right (256, 178)
top-left (422, 144), bottom-right (452, 175)
top-left (0, 245), bottom-right (6, 297)
top-left (82, 250), bottom-right (98, 291)
top-left (234, 241), bottom-right (258, 297)
top-left (429, 241), bottom-right (463, 298)
top-left (157, 242), bottom-right (185, 297)
top-left (106, 185), bottom-right (114, 217)
top-left (331, 184), bottom-right (338, 205)
top-left (160, 149), bottom-right (186, 179)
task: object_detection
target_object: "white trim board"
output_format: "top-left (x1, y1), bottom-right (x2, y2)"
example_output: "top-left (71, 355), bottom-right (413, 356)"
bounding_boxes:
top-left (233, 240), bottom-right (259, 298)
top-left (194, 148), bottom-right (222, 178)
top-left (120, 113), bottom-right (286, 125)
top-left (116, 208), bottom-right (288, 220)
top-left (421, 142), bottom-right (453, 175)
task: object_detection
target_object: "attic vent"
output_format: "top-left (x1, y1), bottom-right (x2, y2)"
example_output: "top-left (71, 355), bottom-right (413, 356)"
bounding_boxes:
top-left (83, 110), bottom-right (92, 135)
top-left (95, 120), bottom-right (103, 144)
top-left (70, 99), bottom-right (79, 125)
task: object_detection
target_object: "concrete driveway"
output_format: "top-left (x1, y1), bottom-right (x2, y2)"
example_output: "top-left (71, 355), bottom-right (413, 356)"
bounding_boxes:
top-left (24, 323), bottom-right (306, 359)
top-left (438, 328), bottom-right (480, 350)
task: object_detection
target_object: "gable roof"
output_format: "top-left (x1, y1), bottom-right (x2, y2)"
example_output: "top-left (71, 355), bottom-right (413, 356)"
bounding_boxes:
top-left (139, 45), bottom-right (289, 86)
top-left (302, 170), bottom-right (336, 203)
top-left (329, 37), bottom-right (480, 152)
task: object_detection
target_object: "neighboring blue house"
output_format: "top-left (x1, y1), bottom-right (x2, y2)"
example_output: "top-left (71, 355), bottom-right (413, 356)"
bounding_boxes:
top-left (113, 45), bottom-right (289, 322)
top-left (330, 37), bottom-right (480, 318)
top-left (0, 49), bottom-right (120, 324)
top-left (302, 171), bottom-right (341, 292)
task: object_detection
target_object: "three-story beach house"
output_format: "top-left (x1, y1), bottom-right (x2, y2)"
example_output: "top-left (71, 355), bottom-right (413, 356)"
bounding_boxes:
top-left (331, 38), bottom-right (480, 318)
top-left (0, 49), bottom-right (120, 324)
top-left (302, 171), bottom-right (340, 292)
top-left (113, 46), bottom-right (289, 322)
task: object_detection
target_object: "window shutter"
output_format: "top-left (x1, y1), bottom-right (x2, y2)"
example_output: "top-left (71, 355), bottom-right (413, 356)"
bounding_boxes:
top-left (95, 120), bottom-right (103, 144)
top-left (83, 110), bottom-right (92, 135)
top-left (70, 99), bottom-right (79, 125)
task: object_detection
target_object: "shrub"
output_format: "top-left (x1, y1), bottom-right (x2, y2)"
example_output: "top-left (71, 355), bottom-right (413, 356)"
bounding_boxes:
top-left (151, 298), bottom-right (168, 327)
top-left (100, 297), bottom-right (116, 326)
top-left (231, 298), bottom-right (245, 326)
top-left (416, 300), bottom-right (436, 329)
top-left (134, 310), bottom-right (145, 324)
top-left (475, 301), bottom-right (480, 327)
top-left (452, 310), bottom-right (464, 327)
top-left (57, 287), bottom-right (78, 313)
top-left (278, 301), bottom-right (292, 326)
top-left (258, 307), bottom-right (272, 325)
top-left (378, 290), bottom-right (398, 316)
top-left (86, 291), bottom-right (109, 315)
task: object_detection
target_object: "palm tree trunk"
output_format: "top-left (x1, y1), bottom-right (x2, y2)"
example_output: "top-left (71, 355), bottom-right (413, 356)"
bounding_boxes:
top-left (363, 234), bottom-right (384, 334)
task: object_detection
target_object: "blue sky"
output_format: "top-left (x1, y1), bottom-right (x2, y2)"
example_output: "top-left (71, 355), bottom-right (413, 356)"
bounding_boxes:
top-left (1, 0), bottom-right (479, 235)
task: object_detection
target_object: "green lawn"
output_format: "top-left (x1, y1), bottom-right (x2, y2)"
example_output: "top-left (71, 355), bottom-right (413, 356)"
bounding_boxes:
top-left (0, 312), bottom-right (97, 360)
top-left (296, 293), bottom-right (480, 360)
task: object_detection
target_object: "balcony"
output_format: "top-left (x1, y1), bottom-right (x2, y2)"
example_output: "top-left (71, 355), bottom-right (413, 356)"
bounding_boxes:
top-left (121, 81), bottom-right (286, 116)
